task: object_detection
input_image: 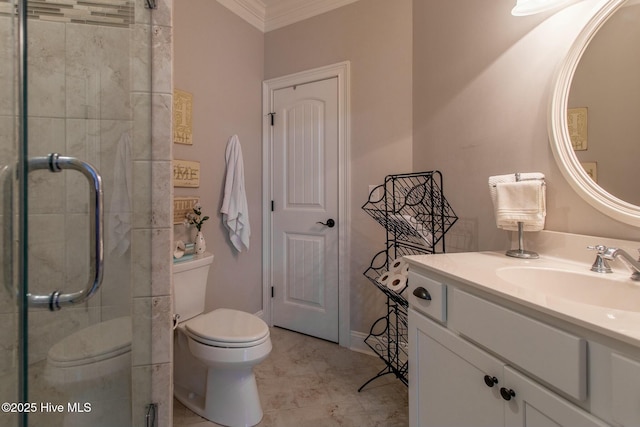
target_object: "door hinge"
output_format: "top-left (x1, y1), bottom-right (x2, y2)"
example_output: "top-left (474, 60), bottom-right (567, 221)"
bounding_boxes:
top-left (267, 112), bottom-right (276, 126)
top-left (271, 286), bottom-right (274, 298)
top-left (271, 200), bottom-right (274, 212)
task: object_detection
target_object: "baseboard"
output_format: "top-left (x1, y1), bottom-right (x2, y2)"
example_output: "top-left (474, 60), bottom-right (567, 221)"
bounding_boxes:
top-left (259, 317), bottom-right (374, 358)
top-left (349, 330), bottom-right (375, 356)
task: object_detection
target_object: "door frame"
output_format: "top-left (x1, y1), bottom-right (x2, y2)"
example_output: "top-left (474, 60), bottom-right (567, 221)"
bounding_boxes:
top-left (262, 61), bottom-right (351, 347)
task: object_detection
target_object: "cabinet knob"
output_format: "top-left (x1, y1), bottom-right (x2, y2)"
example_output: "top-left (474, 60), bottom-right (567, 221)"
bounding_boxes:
top-left (412, 287), bottom-right (432, 300)
top-left (500, 387), bottom-right (516, 401)
top-left (483, 375), bottom-right (498, 388)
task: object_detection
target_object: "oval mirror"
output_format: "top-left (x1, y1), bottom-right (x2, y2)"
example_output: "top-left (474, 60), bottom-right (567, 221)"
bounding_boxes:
top-left (549, 0), bottom-right (640, 226)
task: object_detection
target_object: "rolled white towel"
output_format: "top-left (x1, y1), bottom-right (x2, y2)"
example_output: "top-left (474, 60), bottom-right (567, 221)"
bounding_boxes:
top-left (174, 240), bottom-right (186, 259)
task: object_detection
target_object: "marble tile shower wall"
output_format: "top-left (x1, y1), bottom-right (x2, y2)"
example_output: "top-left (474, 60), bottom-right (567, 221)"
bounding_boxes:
top-left (131, 0), bottom-right (174, 425)
top-left (23, 16), bottom-right (135, 365)
top-left (0, 0), bottom-right (173, 424)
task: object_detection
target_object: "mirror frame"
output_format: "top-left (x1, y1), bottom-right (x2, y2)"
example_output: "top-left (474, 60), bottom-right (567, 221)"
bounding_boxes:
top-left (548, 0), bottom-right (640, 226)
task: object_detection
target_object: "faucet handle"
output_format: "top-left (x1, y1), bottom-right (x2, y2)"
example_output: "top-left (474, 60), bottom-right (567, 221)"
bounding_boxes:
top-left (587, 244), bottom-right (608, 254)
top-left (588, 245), bottom-right (613, 273)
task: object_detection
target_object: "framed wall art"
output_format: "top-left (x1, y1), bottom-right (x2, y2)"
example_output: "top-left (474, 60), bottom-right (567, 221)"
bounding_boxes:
top-left (581, 161), bottom-right (597, 182)
top-left (567, 107), bottom-right (588, 151)
top-left (173, 197), bottom-right (200, 224)
top-left (173, 159), bottom-right (200, 187)
top-left (173, 89), bottom-right (193, 145)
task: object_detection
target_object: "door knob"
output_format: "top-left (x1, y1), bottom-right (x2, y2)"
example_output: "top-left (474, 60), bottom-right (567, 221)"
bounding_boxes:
top-left (317, 219), bottom-right (335, 228)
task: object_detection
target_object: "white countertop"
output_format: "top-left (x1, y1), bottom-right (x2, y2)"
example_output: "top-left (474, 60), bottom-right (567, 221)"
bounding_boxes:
top-left (404, 250), bottom-right (640, 349)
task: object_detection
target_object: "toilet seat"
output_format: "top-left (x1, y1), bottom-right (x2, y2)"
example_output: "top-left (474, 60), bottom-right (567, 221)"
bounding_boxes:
top-left (184, 309), bottom-right (269, 348)
top-left (47, 316), bottom-right (132, 368)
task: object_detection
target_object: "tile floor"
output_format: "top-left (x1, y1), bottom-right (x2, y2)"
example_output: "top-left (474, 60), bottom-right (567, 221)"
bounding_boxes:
top-left (173, 327), bottom-right (409, 427)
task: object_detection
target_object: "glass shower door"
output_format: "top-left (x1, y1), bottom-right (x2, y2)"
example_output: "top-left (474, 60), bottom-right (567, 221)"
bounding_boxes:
top-left (0, 1), bottom-right (21, 426)
top-left (0, 0), bottom-right (155, 425)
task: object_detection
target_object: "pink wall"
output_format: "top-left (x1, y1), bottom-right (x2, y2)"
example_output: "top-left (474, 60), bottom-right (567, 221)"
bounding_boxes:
top-left (265, 0), bottom-right (413, 333)
top-left (174, 1), bottom-right (264, 314)
top-left (412, 0), bottom-right (640, 251)
top-left (174, 0), bottom-right (640, 336)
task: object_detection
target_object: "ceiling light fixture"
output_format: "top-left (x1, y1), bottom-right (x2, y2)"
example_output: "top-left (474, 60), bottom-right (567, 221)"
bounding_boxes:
top-left (511, 0), bottom-right (575, 16)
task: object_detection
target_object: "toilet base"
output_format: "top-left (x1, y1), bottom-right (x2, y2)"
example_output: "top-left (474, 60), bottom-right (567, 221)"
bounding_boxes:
top-left (175, 365), bottom-right (263, 427)
top-left (173, 330), bottom-right (270, 427)
top-left (208, 366), bottom-right (263, 426)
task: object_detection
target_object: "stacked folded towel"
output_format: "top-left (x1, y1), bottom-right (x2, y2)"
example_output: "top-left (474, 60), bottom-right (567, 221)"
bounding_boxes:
top-left (489, 173), bottom-right (546, 231)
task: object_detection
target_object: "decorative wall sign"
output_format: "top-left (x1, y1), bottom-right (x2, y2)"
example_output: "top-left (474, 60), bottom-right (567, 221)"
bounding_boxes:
top-left (173, 89), bottom-right (193, 145)
top-left (173, 159), bottom-right (200, 187)
top-left (567, 107), bottom-right (588, 151)
top-left (581, 162), bottom-right (597, 182)
top-left (173, 197), bottom-right (200, 224)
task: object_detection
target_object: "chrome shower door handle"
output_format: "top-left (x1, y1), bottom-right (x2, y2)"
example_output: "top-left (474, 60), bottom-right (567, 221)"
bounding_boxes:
top-left (27, 153), bottom-right (104, 310)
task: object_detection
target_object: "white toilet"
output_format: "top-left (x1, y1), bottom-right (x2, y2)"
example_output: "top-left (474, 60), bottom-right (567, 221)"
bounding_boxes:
top-left (173, 252), bottom-right (272, 427)
top-left (44, 316), bottom-right (132, 427)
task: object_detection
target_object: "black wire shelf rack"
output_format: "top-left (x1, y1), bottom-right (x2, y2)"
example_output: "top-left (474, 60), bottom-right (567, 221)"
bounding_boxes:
top-left (358, 171), bottom-right (457, 391)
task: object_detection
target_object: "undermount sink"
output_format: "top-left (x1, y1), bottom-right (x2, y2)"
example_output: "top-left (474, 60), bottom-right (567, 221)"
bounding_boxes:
top-left (496, 266), bottom-right (640, 312)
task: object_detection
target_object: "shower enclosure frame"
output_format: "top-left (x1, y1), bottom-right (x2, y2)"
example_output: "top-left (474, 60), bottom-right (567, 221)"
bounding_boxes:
top-left (1, 0), bottom-right (174, 425)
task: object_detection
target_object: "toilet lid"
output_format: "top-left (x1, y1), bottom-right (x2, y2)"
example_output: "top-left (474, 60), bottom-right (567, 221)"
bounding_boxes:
top-left (184, 308), bottom-right (269, 346)
top-left (48, 317), bottom-right (132, 367)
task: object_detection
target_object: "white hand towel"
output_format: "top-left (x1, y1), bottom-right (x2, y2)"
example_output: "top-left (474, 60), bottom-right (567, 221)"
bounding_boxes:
top-left (489, 173), bottom-right (546, 232)
top-left (495, 180), bottom-right (546, 231)
top-left (107, 131), bottom-right (132, 256)
top-left (488, 173), bottom-right (544, 206)
top-left (221, 135), bottom-right (251, 252)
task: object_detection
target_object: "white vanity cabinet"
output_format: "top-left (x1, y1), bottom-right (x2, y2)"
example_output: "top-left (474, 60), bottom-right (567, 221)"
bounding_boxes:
top-left (590, 343), bottom-right (640, 427)
top-left (408, 267), bottom-right (611, 427)
top-left (610, 353), bottom-right (640, 426)
top-left (503, 366), bottom-right (608, 427)
top-left (409, 308), bottom-right (504, 427)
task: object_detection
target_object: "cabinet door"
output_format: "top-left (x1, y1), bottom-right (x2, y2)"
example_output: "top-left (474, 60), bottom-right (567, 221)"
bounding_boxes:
top-left (503, 366), bottom-right (609, 427)
top-left (611, 352), bottom-right (640, 427)
top-left (409, 309), bottom-right (504, 427)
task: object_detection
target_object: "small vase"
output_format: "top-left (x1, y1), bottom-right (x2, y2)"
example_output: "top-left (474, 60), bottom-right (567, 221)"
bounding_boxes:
top-left (195, 231), bottom-right (206, 255)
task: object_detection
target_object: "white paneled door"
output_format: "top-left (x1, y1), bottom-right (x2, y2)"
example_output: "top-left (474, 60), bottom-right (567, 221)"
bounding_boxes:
top-left (271, 77), bottom-right (339, 342)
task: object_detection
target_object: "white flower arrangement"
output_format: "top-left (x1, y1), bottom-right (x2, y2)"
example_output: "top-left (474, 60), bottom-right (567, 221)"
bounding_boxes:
top-left (184, 203), bottom-right (209, 232)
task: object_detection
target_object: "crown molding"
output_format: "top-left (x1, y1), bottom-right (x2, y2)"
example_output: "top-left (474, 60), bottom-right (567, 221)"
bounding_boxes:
top-left (265, 0), bottom-right (360, 32)
top-left (217, 0), bottom-right (266, 32)
top-left (218, 0), bottom-right (360, 33)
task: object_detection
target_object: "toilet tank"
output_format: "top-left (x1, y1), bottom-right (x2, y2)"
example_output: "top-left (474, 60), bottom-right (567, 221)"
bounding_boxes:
top-left (173, 252), bottom-right (214, 322)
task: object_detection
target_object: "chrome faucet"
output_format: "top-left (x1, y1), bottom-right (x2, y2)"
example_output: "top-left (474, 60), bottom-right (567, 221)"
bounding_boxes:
top-left (587, 245), bottom-right (612, 274)
top-left (594, 246), bottom-right (640, 281)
